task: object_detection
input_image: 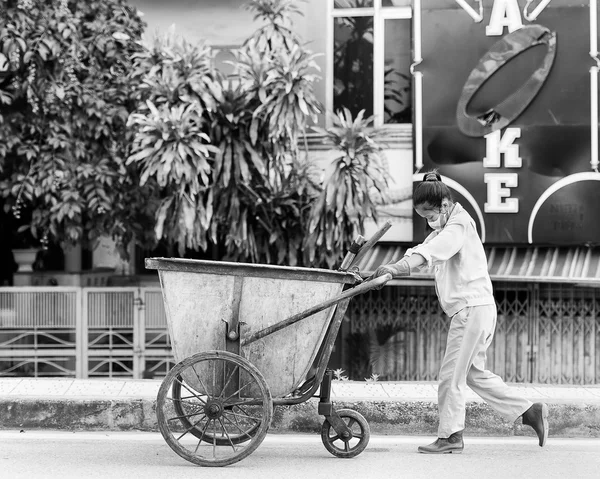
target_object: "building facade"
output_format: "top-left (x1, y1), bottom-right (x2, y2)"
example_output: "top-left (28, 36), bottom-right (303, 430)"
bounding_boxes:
top-left (124, 0), bottom-right (600, 385)
top-left (2, 0), bottom-right (599, 383)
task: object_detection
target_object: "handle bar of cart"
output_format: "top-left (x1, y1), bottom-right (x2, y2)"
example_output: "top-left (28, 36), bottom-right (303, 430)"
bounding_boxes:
top-left (241, 220), bottom-right (394, 346)
top-left (241, 272), bottom-right (392, 346)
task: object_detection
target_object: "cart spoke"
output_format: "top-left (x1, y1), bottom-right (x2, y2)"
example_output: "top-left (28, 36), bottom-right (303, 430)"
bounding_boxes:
top-left (193, 419), bottom-right (213, 453)
top-left (175, 376), bottom-right (208, 405)
top-left (213, 362), bottom-right (216, 398)
top-left (176, 414), bottom-right (209, 441)
top-left (179, 393), bottom-right (207, 402)
top-left (221, 412), bottom-right (254, 441)
top-left (329, 434), bottom-right (340, 442)
top-left (224, 410), bottom-right (262, 423)
top-left (167, 410), bottom-right (206, 422)
top-left (223, 396), bottom-right (261, 408)
top-left (222, 380), bottom-right (255, 403)
top-left (212, 417), bottom-right (217, 458)
top-left (347, 418), bottom-right (356, 429)
top-left (190, 364), bottom-right (213, 399)
top-left (233, 404), bottom-right (261, 426)
top-left (235, 404), bottom-right (254, 416)
top-left (218, 364), bottom-right (239, 400)
top-left (156, 351), bottom-right (273, 466)
top-left (217, 417), bottom-right (238, 452)
top-left (166, 396), bottom-right (203, 406)
top-left (344, 441), bottom-right (350, 452)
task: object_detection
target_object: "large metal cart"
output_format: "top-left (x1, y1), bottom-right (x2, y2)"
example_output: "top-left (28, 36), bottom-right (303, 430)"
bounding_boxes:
top-left (146, 224), bottom-right (392, 467)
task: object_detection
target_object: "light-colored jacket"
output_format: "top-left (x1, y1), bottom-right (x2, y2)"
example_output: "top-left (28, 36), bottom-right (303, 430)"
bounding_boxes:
top-left (403, 202), bottom-right (495, 317)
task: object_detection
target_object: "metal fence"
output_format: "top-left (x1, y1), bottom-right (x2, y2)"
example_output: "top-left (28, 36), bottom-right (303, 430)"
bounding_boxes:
top-left (0, 287), bottom-right (174, 379)
top-left (345, 282), bottom-right (600, 385)
top-left (3, 282), bottom-right (599, 384)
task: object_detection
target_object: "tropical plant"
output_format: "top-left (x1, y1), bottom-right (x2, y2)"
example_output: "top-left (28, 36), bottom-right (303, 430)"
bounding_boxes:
top-left (127, 101), bottom-right (219, 253)
top-left (213, 2), bottom-right (322, 263)
top-left (305, 108), bottom-right (389, 268)
top-left (0, 0), bottom-right (149, 254)
top-left (126, 32), bottom-right (221, 254)
top-left (127, 0), bottom-right (323, 264)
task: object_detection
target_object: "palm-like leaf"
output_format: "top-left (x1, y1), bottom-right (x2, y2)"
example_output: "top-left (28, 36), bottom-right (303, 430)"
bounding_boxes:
top-left (305, 108), bottom-right (388, 268)
top-left (127, 100), bottom-right (218, 253)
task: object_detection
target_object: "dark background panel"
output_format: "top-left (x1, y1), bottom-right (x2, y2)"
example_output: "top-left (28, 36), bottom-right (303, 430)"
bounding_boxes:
top-left (416, 1), bottom-right (594, 245)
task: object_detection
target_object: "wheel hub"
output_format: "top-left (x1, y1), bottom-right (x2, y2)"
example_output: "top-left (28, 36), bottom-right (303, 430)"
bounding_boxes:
top-left (204, 399), bottom-right (223, 419)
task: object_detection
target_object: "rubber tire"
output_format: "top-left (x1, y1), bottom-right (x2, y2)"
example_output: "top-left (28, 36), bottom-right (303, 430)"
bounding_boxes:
top-left (321, 409), bottom-right (370, 458)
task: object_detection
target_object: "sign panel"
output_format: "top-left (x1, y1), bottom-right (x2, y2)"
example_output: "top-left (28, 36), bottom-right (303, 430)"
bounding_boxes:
top-left (415, 0), bottom-right (599, 245)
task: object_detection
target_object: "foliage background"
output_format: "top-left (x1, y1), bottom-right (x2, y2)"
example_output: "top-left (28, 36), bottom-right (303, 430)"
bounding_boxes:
top-left (0, 0), bottom-right (152, 254)
top-left (1, 0), bottom-right (390, 270)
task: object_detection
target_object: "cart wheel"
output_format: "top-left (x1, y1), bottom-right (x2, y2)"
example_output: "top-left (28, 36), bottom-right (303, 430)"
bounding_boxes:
top-left (171, 374), bottom-right (262, 444)
top-left (321, 409), bottom-right (370, 458)
top-left (157, 351), bottom-right (273, 467)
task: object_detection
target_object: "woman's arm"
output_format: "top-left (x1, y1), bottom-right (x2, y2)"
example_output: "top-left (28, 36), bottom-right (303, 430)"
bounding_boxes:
top-left (403, 253), bottom-right (426, 270)
top-left (372, 222), bottom-right (466, 279)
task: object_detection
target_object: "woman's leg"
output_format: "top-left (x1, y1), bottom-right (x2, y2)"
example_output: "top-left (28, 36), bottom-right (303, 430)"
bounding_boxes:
top-left (437, 306), bottom-right (487, 438)
top-left (466, 305), bottom-right (532, 422)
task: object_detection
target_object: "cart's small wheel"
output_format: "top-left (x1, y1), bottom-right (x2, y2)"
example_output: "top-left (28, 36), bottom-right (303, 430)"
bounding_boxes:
top-left (157, 351), bottom-right (273, 467)
top-left (171, 375), bottom-right (262, 445)
top-left (321, 409), bottom-right (370, 458)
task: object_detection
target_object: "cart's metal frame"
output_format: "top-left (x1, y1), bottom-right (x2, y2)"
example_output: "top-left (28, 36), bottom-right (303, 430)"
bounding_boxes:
top-left (146, 221), bottom-right (393, 465)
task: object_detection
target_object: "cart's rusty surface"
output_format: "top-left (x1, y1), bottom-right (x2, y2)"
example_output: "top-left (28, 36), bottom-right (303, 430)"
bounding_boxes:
top-left (146, 223), bottom-right (392, 467)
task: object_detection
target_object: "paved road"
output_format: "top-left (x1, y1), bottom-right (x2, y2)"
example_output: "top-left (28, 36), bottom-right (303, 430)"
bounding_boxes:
top-left (1, 431), bottom-right (599, 479)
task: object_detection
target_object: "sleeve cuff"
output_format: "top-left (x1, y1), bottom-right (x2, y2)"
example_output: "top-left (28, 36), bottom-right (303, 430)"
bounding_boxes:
top-left (403, 247), bottom-right (433, 267)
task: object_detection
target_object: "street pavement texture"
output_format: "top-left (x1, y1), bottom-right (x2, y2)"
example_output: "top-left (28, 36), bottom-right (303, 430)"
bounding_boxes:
top-left (1, 378), bottom-right (600, 437)
top-left (1, 431), bottom-right (599, 479)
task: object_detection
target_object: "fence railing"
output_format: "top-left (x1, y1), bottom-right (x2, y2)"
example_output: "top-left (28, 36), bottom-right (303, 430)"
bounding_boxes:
top-left (0, 286), bottom-right (174, 379)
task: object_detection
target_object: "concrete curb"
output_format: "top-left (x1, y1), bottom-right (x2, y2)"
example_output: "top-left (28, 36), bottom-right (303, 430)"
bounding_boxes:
top-left (2, 396), bottom-right (600, 438)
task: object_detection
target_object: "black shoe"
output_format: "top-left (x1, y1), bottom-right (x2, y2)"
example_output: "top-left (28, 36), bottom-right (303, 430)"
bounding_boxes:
top-left (418, 431), bottom-right (464, 454)
top-left (522, 402), bottom-right (549, 447)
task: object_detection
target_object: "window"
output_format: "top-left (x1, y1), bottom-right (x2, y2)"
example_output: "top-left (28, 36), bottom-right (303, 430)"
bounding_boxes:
top-left (334, 0), bottom-right (375, 8)
top-left (329, 0), bottom-right (413, 127)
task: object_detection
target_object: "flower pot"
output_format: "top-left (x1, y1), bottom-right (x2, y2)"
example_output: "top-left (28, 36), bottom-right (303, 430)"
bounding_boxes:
top-left (12, 248), bottom-right (39, 273)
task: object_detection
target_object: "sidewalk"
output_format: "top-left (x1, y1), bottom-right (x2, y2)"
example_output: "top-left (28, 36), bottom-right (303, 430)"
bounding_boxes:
top-left (1, 378), bottom-right (600, 437)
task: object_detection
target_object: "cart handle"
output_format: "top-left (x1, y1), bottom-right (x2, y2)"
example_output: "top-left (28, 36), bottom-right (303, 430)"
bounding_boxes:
top-left (240, 273), bottom-right (393, 347)
top-left (347, 220), bottom-right (392, 270)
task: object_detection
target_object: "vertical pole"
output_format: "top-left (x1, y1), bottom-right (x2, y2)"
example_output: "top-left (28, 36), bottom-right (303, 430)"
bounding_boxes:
top-left (318, 369), bottom-right (333, 416)
top-left (591, 0), bottom-right (599, 171)
top-left (373, 1), bottom-right (384, 126)
top-left (134, 289), bottom-right (145, 379)
top-left (79, 288), bottom-right (88, 379)
top-left (326, 0), bottom-right (334, 127)
top-left (412, 0), bottom-right (423, 169)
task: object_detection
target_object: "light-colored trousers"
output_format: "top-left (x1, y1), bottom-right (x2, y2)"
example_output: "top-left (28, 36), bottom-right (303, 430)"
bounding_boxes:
top-left (437, 304), bottom-right (532, 438)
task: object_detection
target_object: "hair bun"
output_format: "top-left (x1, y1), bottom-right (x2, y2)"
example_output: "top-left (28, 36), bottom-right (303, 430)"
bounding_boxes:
top-left (423, 172), bottom-right (441, 182)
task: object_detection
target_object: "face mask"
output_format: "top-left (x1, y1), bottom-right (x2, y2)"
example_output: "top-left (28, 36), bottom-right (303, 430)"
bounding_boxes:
top-left (428, 216), bottom-right (443, 230)
top-left (427, 206), bottom-right (448, 230)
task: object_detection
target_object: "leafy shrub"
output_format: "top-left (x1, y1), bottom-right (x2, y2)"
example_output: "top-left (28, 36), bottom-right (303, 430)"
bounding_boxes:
top-left (0, 0), bottom-right (150, 253)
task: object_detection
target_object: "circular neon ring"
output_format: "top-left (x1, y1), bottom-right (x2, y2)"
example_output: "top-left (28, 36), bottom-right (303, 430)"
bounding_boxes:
top-left (527, 172), bottom-right (600, 243)
top-left (456, 24), bottom-right (557, 138)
